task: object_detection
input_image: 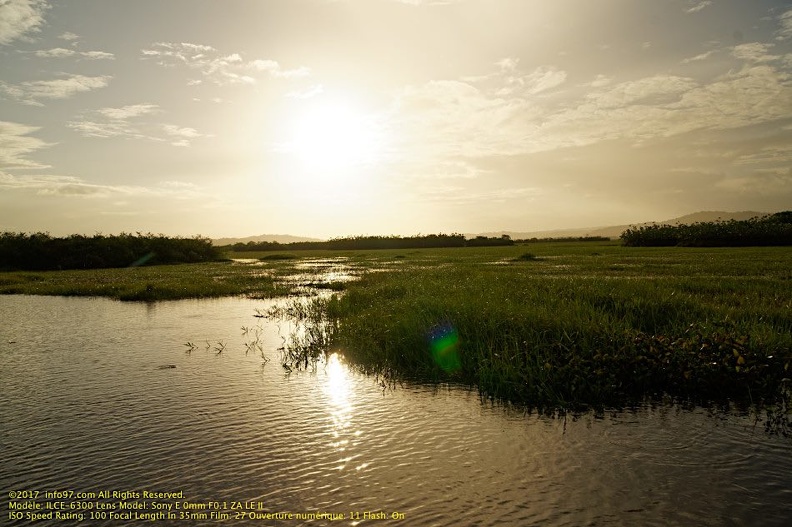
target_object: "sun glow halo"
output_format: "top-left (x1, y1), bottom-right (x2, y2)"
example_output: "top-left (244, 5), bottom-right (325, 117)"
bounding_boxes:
top-left (284, 99), bottom-right (386, 173)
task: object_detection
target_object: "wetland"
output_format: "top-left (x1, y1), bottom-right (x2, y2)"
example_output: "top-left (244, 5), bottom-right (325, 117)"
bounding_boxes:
top-left (1, 242), bottom-right (791, 525)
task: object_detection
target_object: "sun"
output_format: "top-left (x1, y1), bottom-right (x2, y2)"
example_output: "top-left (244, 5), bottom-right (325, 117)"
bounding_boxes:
top-left (282, 98), bottom-right (386, 173)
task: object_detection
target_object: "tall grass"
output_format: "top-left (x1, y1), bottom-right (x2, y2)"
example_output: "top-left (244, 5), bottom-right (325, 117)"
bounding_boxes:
top-left (268, 246), bottom-right (792, 414)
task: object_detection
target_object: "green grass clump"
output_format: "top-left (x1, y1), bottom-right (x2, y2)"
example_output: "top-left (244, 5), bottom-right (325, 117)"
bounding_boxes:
top-left (514, 252), bottom-right (541, 261)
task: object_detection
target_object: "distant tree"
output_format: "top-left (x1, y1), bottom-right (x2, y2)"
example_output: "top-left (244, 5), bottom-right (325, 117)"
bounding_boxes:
top-left (620, 212), bottom-right (792, 247)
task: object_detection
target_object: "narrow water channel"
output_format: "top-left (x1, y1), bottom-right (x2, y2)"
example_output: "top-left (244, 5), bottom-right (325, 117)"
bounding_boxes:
top-left (1, 295), bottom-right (790, 526)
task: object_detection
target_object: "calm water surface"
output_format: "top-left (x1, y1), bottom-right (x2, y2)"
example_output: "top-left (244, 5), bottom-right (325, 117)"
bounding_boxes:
top-left (1, 295), bottom-right (790, 526)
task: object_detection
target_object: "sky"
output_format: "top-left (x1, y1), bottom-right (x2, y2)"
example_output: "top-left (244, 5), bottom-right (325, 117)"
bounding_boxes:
top-left (1, 0), bottom-right (791, 239)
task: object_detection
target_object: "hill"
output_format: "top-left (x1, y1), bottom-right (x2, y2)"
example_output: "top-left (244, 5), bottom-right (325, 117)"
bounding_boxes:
top-left (476, 211), bottom-right (769, 240)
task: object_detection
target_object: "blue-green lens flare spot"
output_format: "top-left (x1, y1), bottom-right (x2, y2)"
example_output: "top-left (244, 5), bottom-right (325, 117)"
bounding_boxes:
top-left (428, 323), bottom-right (461, 373)
top-left (129, 251), bottom-right (155, 267)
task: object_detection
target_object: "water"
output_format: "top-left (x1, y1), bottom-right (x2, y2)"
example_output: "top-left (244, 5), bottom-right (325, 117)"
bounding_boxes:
top-left (1, 295), bottom-right (790, 526)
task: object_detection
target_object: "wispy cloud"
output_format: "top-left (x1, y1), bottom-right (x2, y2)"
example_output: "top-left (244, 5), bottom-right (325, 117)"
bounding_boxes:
top-left (97, 104), bottom-right (159, 120)
top-left (33, 47), bottom-right (115, 60)
top-left (0, 171), bottom-right (209, 199)
top-left (162, 125), bottom-right (203, 147)
top-left (776, 8), bottom-right (792, 40)
top-left (0, 120), bottom-right (52, 170)
top-left (681, 50), bottom-right (716, 63)
top-left (469, 58), bottom-right (567, 96)
top-left (141, 42), bottom-right (309, 85)
top-left (58, 31), bottom-right (79, 41)
top-left (68, 104), bottom-right (208, 146)
top-left (0, 74), bottom-right (111, 106)
top-left (732, 42), bottom-right (778, 63)
top-left (249, 59), bottom-right (310, 78)
top-left (0, 0), bottom-right (48, 45)
top-left (387, 53), bottom-right (792, 168)
top-left (34, 47), bottom-right (74, 58)
top-left (686, 1), bottom-right (712, 14)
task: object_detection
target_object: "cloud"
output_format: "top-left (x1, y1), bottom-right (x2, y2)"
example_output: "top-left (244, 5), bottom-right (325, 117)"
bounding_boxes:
top-left (0, 74), bottom-right (111, 106)
top-left (584, 75), bottom-right (697, 109)
top-left (534, 66), bottom-right (792, 151)
top-left (681, 50), bottom-right (716, 63)
top-left (141, 42), bottom-right (309, 85)
top-left (34, 47), bottom-right (75, 58)
top-left (80, 50), bottom-right (114, 60)
top-left (386, 52), bottom-right (792, 170)
top-left (686, 1), bottom-right (712, 14)
top-left (732, 42), bottom-right (778, 63)
top-left (715, 171), bottom-right (792, 196)
top-left (0, 172), bottom-right (208, 199)
top-left (0, 120), bottom-right (52, 170)
top-left (162, 125), bottom-right (203, 147)
top-left (32, 48), bottom-right (115, 60)
top-left (0, 0), bottom-right (48, 45)
top-left (97, 103), bottom-right (159, 120)
top-left (58, 31), bottom-right (79, 41)
top-left (777, 8), bottom-right (792, 40)
top-left (249, 59), bottom-right (310, 78)
top-left (68, 104), bottom-right (208, 146)
top-left (508, 66), bottom-right (567, 95)
top-left (476, 57), bottom-right (567, 95)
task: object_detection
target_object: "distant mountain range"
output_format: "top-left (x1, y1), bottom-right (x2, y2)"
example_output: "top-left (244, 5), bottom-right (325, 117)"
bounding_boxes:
top-left (213, 211), bottom-right (770, 245)
top-left (475, 211), bottom-right (770, 240)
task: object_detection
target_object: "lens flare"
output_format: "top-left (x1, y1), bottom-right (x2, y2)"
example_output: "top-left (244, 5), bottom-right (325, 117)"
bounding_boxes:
top-left (427, 323), bottom-right (461, 373)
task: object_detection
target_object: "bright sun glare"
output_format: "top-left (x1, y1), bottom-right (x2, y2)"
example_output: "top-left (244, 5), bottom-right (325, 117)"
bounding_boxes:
top-left (284, 99), bottom-right (386, 173)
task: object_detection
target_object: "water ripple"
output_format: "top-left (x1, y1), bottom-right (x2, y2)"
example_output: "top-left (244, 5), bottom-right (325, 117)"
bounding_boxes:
top-left (1, 295), bottom-right (791, 527)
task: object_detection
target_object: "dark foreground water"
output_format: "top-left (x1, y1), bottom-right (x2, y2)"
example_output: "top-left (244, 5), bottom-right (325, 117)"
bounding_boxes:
top-left (1, 295), bottom-right (790, 526)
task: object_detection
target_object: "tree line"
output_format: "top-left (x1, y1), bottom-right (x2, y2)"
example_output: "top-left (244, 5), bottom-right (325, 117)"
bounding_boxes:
top-left (226, 233), bottom-right (515, 252)
top-left (0, 232), bottom-right (221, 271)
top-left (516, 236), bottom-right (610, 243)
top-left (620, 212), bottom-right (792, 247)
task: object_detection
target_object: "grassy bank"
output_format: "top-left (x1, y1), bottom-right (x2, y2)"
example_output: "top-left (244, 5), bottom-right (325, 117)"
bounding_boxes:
top-left (0, 262), bottom-right (288, 301)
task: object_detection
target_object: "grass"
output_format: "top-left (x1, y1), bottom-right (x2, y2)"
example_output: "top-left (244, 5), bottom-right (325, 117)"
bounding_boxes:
top-left (2, 242), bottom-right (791, 421)
top-left (260, 243), bottom-right (792, 419)
top-left (0, 262), bottom-right (288, 301)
